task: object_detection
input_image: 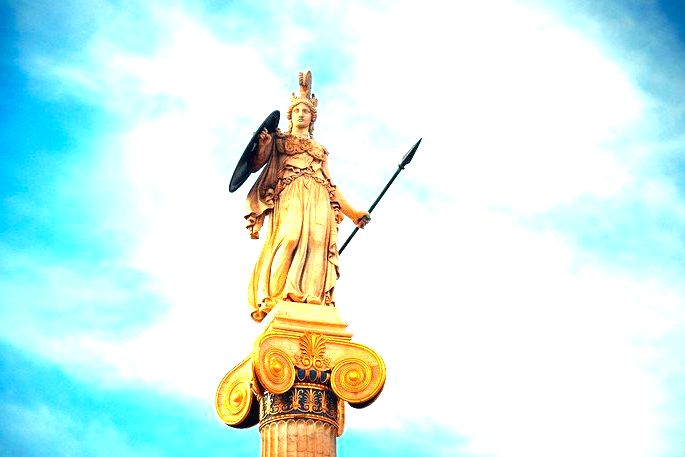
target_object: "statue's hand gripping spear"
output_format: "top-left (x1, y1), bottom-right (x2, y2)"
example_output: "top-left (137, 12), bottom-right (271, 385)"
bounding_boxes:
top-left (338, 138), bottom-right (422, 255)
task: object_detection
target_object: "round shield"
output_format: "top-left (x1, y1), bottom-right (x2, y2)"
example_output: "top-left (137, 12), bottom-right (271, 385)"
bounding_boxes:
top-left (229, 110), bottom-right (280, 193)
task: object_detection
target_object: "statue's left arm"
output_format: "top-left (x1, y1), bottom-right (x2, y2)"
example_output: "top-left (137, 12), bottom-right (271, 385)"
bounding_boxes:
top-left (249, 129), bottom-right (273, 172)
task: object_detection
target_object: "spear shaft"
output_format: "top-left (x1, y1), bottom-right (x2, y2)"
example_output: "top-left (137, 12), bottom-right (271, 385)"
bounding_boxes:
top-left (338, 138), bottom-right (422, 255)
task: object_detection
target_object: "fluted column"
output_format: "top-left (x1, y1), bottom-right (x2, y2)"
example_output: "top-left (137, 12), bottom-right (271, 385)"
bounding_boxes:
top-left (261, 419), bottom-right (336, 457)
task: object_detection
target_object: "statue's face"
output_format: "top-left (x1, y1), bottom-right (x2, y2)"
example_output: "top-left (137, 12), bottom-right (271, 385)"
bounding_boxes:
top-left (291, 103), bottom-right (312, 129)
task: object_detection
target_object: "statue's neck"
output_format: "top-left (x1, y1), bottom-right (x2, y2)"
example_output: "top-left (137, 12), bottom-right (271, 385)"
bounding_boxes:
top-left (290, 126), bottom-right (310, 139)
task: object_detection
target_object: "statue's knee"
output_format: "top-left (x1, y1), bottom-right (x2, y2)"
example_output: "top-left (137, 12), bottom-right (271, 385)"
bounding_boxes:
top-left (310, 223), bottom-right (326, 244)
top-left (282, 236), bottom-right (300, 252)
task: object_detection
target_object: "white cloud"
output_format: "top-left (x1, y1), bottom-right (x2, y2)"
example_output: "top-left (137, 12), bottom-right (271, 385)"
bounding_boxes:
top-left (319, 0), bottom-right (644, 214)
top-left (1, 403), bottom-right (158, 457)
top-left (12, 1), bottom-right (685, 456)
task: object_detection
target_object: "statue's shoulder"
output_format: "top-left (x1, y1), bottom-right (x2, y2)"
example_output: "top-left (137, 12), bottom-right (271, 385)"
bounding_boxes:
top-left (308, 139), bottom-right (328, 161)
top-left (308, 138), bottom-right (328, 154)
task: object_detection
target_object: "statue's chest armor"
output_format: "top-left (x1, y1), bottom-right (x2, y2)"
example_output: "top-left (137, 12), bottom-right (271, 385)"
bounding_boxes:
top-left (278, 136), bottom-right (326, 171)
top-left (286, 153), bottom-right (324, 171)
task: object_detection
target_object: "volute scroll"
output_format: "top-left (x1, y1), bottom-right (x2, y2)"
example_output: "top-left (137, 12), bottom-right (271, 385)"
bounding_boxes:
top-left (215, 357), bottom-right (259, 428)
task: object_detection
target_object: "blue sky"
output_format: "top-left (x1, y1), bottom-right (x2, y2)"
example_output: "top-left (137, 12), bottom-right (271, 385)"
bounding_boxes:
top-left (2, 0), bottom-right (685, 456)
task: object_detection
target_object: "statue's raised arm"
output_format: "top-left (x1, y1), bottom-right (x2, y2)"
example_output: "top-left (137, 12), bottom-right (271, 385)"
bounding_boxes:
top-left (231, 71), bottom-right (369, 322)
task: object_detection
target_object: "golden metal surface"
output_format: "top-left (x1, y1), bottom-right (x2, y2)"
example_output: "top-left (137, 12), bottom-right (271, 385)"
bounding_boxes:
top-left (255, 347), bottom-right (295, 395)
top-left (253, 304), bottom-right (386, 407)
top-left (330, 350), bottom-right (385, 405)
top-left (215, 357), bottom-right (257, 426)
top-left (263, 301), bottom-right (353, 338)
top-left (295, 332), bottom-right (332, 370)
top-left (216, 302), bottom-right (386, 429)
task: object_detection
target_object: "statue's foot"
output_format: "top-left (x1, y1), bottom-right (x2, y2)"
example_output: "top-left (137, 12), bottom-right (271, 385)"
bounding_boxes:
top-left (251, 298), bottom-right (277, 322)
top-left (251, 309), bottom-right (266, 322)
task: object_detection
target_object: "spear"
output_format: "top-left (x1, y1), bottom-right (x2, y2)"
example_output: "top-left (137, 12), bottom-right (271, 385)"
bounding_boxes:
top-left (338, 138), bottom-right (422, 255)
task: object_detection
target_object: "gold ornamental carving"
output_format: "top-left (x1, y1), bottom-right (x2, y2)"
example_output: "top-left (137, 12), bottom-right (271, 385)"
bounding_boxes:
top-left (253, 327), bottom-right (386, 407)
top-left (332, 358), bottom-right (372, 394)
top-left (254, 347), bottom-right (295, 395)
top-left (330, 349), bottom-right (385, 406)
top-left (294, 332), bottom-right (331, 371)
top-left (215, 357), bottom-right (258, 427)
top-left (216, 302), bottom-right (386, 451)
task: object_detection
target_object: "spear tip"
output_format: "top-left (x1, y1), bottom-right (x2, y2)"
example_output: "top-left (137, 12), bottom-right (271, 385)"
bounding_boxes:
top-left (399, 138), bottom-right (422, 169)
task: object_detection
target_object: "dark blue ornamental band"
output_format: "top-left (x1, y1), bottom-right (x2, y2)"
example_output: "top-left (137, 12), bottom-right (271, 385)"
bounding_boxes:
top-left (259, 370), bottom-right (339, 429)
top-left (296, 368), bottom-right (330, 384)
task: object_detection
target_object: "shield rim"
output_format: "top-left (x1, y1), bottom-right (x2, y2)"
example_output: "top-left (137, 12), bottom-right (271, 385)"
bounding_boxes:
top-left (229, 110), bottom-right (281, 193)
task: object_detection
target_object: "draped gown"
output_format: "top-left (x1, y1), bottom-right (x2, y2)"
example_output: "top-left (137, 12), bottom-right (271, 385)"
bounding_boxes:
top-left (245, 133), bottom-right (341, 322)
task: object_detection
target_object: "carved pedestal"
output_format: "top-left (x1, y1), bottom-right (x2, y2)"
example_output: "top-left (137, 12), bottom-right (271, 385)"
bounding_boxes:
top-left (216, 302), bottom-right (385, 456)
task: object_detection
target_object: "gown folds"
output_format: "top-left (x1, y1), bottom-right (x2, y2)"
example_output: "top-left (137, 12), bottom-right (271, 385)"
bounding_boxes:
top-left (245, 133), bottom-right (341, 322)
